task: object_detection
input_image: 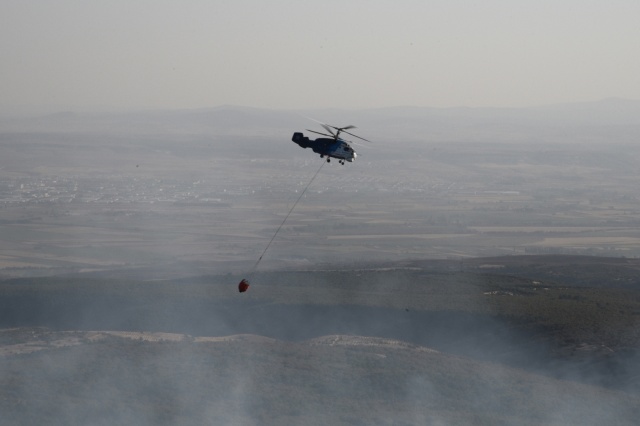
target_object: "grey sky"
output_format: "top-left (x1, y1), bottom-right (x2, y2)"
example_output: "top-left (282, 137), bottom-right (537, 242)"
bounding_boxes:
top-left (2, 1), bottom-right (639, 113)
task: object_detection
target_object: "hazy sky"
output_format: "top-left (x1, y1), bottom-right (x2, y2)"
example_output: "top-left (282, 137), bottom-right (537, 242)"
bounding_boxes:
top-left (2, 1), bottom-right (639, 113)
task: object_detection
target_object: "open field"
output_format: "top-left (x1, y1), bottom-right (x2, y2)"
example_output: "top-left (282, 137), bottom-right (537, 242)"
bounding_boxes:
top-left (2, 130), bottom-right (640, 278)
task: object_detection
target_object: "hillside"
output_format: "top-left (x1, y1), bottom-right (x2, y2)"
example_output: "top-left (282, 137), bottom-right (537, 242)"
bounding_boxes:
top-left (1, 255), bottom-right (640, 424)
top-left (1, 329), bottom-right (639, 426)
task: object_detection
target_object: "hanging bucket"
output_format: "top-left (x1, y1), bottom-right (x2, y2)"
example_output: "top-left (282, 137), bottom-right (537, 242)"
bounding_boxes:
top-left (238, 279), bottom-right (250, 293)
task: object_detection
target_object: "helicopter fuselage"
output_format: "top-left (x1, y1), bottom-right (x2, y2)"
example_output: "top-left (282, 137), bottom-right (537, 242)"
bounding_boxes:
top-left (292, 132), bottom-right (356, 163)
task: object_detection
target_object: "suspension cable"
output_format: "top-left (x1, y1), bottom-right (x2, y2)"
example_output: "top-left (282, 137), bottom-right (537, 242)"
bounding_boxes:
top-left (247, 159), bottom-right (326, 280)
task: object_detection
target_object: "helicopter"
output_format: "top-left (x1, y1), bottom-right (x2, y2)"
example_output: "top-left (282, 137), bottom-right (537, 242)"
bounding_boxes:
top-left (292, 122), bottom-right (370, 165)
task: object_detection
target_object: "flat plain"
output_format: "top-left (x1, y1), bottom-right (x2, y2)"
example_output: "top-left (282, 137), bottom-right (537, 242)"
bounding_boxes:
top-left (2, 109), bottom-right (640, 276)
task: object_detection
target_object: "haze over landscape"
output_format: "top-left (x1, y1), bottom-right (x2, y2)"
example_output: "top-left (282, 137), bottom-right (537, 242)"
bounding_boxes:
top-left (2, 2), bottom-right (640, 425)
top-left (2, 1), bottom-right (640, 113)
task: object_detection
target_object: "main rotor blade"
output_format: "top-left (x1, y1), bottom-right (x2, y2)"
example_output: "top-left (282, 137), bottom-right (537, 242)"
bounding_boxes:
top-left (299, 114), bottom-right (328, 126)
top-left (298, 114), bottom-right (368, 141)
top-left (341, 130), bottom-right (371, 143)
top-left (329, 124), bottom-right (357, 131)
top-left (320, 123), bottom-right (337, 137)
top-left (299, 115), bottom-right (336, 134)
top-left (306, 129), bottom-right (334, 138)
top-left (299, 114), bottom-right (362, 142)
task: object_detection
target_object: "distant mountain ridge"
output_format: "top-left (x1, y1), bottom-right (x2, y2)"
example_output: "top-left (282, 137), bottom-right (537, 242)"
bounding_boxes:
top-left (2, 98), bottom-right (639, 143)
